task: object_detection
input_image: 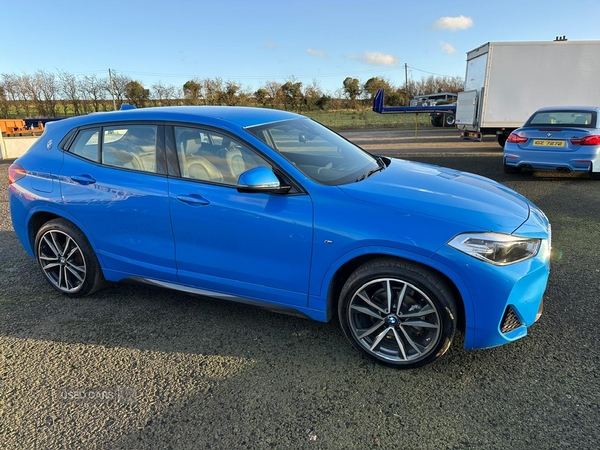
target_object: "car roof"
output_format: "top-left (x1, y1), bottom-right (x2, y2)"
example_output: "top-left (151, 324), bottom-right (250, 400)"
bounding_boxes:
top-left (50, 106), bottom-right (305, 130)
top-left (533, 106), bottom-right (600, 113)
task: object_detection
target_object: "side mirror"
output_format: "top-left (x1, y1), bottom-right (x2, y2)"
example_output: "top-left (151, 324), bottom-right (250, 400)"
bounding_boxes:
top-left (237, 166), bottom-right (291, 194)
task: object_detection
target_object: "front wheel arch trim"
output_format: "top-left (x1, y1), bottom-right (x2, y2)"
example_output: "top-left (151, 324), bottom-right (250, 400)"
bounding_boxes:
top-left (318, 248), bottom-right (472, 335)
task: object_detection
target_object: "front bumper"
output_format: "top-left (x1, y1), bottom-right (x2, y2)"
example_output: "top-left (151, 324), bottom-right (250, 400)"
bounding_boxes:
top-left (434, 208), bottom-right (550, 350)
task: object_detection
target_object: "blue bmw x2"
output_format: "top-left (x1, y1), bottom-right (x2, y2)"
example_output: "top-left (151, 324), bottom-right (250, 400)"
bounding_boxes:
top-left (8, 106), bottom-right (550, 368)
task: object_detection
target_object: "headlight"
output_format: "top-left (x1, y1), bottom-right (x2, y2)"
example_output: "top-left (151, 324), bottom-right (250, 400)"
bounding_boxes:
top-left (447, 232), bottom-right (541, 266)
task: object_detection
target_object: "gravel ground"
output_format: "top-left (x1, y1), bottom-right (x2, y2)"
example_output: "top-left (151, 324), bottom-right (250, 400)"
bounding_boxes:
top-left (1, 130), bottom-right (599, 449)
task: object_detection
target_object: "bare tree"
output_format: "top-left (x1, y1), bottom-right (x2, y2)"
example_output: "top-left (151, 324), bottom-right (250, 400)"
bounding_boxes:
top-left (38, 71), bottom-right (59, 117)
top-left (262, 81), bottom-right (283, 108)
top-left (81, 75), bottom-right (108, 112)
top-left (109, 71), bottom-right (131, 107)
top-left (1, 74), bottom-right (22, 116)
top-left (151, 81), bottom-right (173, 106)
top-left (21, 73), bottom-right (45, 116)
top-left (58, 71), bottom-right (81, 116)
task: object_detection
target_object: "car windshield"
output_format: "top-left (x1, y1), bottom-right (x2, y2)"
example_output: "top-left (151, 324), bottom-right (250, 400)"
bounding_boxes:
top-left (526, 110), bottom-right (596, 128)
top-left (246, 118), bottom-right (381, 185)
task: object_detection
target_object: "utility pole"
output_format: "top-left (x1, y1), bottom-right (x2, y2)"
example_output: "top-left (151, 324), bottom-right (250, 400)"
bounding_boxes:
top-left (405, 63), bottom-right (409, 105)
top-left (108, 69), bottom-right (117, 111)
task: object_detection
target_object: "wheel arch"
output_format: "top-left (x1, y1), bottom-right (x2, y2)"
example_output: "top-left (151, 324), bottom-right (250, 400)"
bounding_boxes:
top-left (325, 253), bottom-right (466, 332)
top-left (25, 209), bottom-right (101, 265)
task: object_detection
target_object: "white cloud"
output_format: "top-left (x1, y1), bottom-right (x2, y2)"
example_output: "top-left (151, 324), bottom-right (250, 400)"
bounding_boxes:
top-left (433, 15), bottom-right (473, 31)
top-left (441, 42), bottom-right (458, 55)
top-left (307, 48), bottom-right (327, 58)
top-left (351, 51), bottom-right (399, 66)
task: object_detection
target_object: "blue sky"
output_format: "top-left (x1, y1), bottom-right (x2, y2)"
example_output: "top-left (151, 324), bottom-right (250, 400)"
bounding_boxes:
top-left (2, 0), bottom-right (599, 94)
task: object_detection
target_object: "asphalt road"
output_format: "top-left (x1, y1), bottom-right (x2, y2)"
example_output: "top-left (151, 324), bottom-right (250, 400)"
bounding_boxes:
top-left (1, 129), bottom-right (599, 449)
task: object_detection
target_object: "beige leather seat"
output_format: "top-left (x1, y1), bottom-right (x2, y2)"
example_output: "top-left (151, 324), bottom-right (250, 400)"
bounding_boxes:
top-left (185, 155), bottom-right (223, 182)
top-left (217, 145), bottom-right (246, 180)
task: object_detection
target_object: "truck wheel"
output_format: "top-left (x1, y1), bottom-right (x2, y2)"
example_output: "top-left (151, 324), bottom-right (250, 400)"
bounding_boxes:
top-left (338, 259), bottom-right (457, 369)
top-left (430, 115), bottom-right (442, 127)
top-left (444, 114), bottom-right (455, 127)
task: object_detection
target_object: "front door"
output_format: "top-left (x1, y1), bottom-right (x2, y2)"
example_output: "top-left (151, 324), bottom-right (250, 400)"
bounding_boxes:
top-left (167, 126), bottom-right (313, 307)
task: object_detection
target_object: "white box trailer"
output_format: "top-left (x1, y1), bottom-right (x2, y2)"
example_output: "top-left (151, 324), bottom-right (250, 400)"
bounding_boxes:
top-left (455, 40), bottom-right (600, 146)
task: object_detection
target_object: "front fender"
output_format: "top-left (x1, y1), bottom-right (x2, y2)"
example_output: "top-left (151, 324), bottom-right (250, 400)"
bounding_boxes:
top-left (308, 244), bottom-right (475, 335)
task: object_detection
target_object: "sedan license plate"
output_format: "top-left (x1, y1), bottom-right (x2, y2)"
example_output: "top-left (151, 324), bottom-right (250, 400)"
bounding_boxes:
top-left (532, 139), bottom-right (565, 147)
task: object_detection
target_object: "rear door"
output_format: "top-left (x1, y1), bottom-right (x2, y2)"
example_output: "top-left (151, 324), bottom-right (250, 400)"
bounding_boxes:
top-left (456, 90), bottom-right (479, 129)
top-left (59, 124), bottom-right (177, 282)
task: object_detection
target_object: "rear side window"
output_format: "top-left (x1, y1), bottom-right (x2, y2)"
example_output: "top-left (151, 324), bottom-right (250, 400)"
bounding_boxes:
top-left (67, 125), bottom-right (159, 173)
top-left (102, 125), bottom-right (158, 173)
top-left (528, 111), bottom-right (596, 127)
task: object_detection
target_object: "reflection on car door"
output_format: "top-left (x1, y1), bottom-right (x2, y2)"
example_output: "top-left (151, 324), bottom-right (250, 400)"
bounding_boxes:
top-left (167, 178), bottom-right (313, 307)
top-left (59, 125), bottom-right (176, 282)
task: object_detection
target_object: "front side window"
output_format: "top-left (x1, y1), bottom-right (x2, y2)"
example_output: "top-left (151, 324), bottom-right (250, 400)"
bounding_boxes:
top-left (174, 126), bottom-right (271, 185)
top-left (246, 118), bottom-right (380, 185)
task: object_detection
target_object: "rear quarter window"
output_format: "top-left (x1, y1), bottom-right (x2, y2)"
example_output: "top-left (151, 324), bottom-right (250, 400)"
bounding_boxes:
top-left (68, 128), bottom-right (100, 162)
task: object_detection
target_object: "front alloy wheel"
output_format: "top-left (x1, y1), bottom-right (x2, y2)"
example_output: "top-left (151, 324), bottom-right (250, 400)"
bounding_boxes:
top-left (339, 259), bottom-right (457, 369)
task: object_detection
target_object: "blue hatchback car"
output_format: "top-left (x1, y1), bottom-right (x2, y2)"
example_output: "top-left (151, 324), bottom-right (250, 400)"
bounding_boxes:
top-left (503, 106), bottom-right (600, 179)
top-left (8, 106), bottom-right (551, 369)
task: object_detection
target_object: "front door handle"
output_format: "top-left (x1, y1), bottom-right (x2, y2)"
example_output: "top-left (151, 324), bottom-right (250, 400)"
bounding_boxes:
top-left (71, 174), bottom-right (96, 185)
top-left (176, 194), bottom-right (211, 206)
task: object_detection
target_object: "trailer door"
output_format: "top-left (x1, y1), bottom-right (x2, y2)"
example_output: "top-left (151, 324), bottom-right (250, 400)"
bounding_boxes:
top-left (456, 90), bottom-right (478, 128)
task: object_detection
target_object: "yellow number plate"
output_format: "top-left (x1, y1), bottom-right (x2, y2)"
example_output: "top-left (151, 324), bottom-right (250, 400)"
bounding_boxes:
top-left (532, 140), bottom-right (565, 147)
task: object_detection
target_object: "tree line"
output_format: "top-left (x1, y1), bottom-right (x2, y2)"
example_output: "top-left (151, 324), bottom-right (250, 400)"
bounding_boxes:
top-left (0, 70), bottom-right (464, 119)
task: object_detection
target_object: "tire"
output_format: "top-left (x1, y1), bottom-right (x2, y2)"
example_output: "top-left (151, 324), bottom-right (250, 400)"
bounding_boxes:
top-left (503, 162), bottom-right (520, 174)
top-left (497, 134), bottom-right (508, 148)
top-left (591, 164), bottom-right (600, 180)
top-left (338, 259), bottom-right (457, 369)
top-left (430, 115), bottom-right (443, 127)
top-left (35, 218), bottom-right (106, 297)
top-left (444, 114), bottom-right (455, 127)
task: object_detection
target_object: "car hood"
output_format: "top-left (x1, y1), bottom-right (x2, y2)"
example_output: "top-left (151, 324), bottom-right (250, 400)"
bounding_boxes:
top-left (338, 158), bottom-right (530, 232)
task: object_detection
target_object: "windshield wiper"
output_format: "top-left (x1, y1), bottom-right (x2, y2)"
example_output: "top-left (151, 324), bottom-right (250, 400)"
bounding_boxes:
top-left (355, 156), bottom-right (385, 182)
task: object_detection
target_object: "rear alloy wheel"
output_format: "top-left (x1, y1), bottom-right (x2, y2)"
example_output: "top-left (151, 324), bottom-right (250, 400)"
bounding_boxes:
top-left (444, 114), bottom-right (455, 127)
top-left (339, 259), bottom-right (457, 369)
top-left (35, 219), bottom-right (106, 297)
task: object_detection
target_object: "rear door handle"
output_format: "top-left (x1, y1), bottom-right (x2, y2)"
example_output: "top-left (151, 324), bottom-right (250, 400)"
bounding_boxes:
top-left (176, 194), bottom-right (210, 206)
top-left (71, 174), bottom-right (96, 185)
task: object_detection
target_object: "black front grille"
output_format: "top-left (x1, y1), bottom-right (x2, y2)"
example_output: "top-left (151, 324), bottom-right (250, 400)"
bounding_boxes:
top-left (501, 306), bottom-right (523, 333)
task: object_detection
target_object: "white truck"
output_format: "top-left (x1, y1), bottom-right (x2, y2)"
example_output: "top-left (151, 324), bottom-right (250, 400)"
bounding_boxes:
top-left (455, 39), bottom-right (600, 147)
